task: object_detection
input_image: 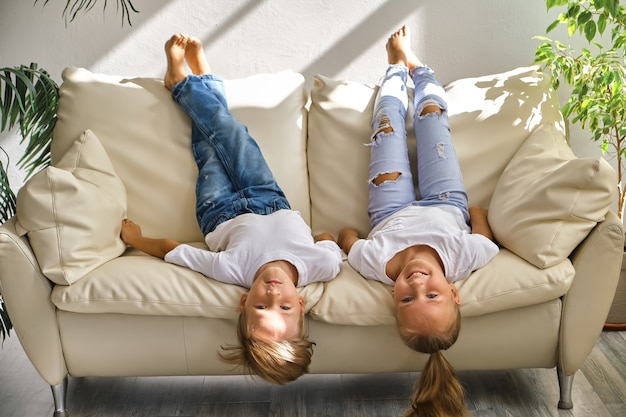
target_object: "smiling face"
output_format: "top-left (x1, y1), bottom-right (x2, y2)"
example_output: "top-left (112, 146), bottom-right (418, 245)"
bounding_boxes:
top-left (239, 264), bottom-right (304, 341)
top-left (392, 257), bottom-right (461, 336)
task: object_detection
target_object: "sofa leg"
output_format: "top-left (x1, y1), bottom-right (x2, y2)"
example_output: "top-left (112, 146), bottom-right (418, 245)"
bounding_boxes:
top-left (557, 367), bottom-right (574, 409)
top-left (51, 376), bottom-right (69, 417)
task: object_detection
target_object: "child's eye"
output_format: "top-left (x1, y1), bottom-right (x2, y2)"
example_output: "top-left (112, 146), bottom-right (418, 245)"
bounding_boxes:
top-left (255, 306), bottom-right (267, 310)
top-left (280, 306), bottom-right (291, 311)
top-left (426, 294), bottom-right (437, 299)
top-left (401, 297), bottom-right (413, 303)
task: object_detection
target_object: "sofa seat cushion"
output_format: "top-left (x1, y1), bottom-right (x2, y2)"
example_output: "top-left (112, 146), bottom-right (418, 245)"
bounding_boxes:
top-left (51, 248), bottom-right (325, 319)
top-left (310, 249), bottom-right (575, 326)
top-left (53, 67), bottom-right (311, 245)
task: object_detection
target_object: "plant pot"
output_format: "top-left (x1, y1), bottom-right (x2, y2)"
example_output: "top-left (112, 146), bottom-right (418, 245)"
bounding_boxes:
top-left (604, 252), bottom-right (626, 330)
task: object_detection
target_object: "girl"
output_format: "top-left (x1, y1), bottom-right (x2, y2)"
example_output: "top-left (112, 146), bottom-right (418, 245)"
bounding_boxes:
top-left (338, 26), bottom-right (499, 416)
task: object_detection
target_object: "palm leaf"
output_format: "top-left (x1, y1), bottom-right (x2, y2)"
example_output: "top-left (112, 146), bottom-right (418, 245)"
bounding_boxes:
top-left (0, 63), bottom-right (58, 224)
top-left (35, 0), bottom-right (139, 26)
top-left (0, 295), bottom-right (12, 345)
top-left (0, 149), bottom-right (16, 224)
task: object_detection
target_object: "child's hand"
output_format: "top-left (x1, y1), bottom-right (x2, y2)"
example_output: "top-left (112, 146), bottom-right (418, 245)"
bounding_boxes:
top-left (121, 219), bottom-right (142, 245)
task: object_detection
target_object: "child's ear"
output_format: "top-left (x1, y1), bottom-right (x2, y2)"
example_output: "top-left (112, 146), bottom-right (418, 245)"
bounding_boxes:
top-left (450, 285), bottom-right (461, 305)
top-left (239, 293), bottom-right (248, 312)
top-left (298, 295), bottom-right (305, 309)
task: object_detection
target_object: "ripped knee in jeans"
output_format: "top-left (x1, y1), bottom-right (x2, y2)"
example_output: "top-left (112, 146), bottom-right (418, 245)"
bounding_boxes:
top-left (374, 115), bottom-right (394, 137)
top-left (371, 171), bottom-right (402, 186)
top-left (417, 99), bottom-right (444, 117)
top-left (371, 114), bottom-right (402, 185)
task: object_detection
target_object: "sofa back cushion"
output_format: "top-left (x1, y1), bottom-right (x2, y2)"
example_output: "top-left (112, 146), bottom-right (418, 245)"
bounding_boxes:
top-left (307, 66), bottom-right (564, 237)
top-left (53, 68), bottom-right (310, 243)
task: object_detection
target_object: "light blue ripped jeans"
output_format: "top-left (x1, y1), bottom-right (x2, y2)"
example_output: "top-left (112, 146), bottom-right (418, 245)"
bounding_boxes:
top-left (367, 65), bottom-right (469, 229)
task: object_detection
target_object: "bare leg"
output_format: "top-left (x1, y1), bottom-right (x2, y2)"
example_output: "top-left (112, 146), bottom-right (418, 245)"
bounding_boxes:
top-left (185, 35), bottom-right (211, 75)
top-left (164, 33), bottom-right (188, 90)
top-left (388, 26), bottom-right (440, 118)
top-left (372, 25), bottom-right (425, 186)
top-left (386, 25), bottom-right (423, 72)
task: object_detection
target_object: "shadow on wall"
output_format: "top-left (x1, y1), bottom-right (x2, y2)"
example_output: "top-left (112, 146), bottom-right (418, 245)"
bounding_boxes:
top-left (298, 0), bottom-right (422, 80)
top-left (195, 0), bottom-right (422, 82)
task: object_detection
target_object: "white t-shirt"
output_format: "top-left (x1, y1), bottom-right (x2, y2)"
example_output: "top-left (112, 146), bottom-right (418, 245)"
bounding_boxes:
top-left (165, 210), bottom-right (342, 288)
top-left (348, 205), bottom-right (499, 284)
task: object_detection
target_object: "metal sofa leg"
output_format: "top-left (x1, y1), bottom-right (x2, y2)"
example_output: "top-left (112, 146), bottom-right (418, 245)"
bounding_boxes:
top-left (51, 376), bottom-right (69, 417)
top-left (557, 367), bottom-right (574, 409)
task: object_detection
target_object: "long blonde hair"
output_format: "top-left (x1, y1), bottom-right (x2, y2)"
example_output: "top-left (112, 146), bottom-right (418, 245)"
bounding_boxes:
top-left (400, 306), bottom-right (470, 417)
top-left (219, 307), bottom-right (314, 384)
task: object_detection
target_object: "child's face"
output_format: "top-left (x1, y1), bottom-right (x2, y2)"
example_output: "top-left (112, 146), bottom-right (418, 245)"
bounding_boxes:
top-left (239, 267), bottom-right (305, 341)
top-left (392, 257), bottom-right (461, 335)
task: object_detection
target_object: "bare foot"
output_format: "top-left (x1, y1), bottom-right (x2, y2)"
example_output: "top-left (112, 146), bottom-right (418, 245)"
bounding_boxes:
top-left (386, 26), bottom-right (422, 72)
top-left (185, 36), bottom-right (211, 75)
top-left (164, 33), bottom-right (188, 90)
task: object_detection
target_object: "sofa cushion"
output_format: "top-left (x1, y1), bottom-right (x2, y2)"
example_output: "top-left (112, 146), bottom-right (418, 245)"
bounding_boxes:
top-left (53, 67), bottom-right (310, 244)
top-left (51, 248), bottom-right (325, 318)
top-left (489, 123), bottom-right (616, 269)
top-left (15, 130), bottom-right (127, 285)
top-left (310, 249), bottom-right (575, 325)
top-left (307, 65), bottom-right (564, 237)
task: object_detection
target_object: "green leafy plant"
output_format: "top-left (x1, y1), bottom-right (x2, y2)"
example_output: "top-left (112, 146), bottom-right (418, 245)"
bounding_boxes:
top-left (0, 0), bottom-right (138, 343)
top-left (35, 0), bottom-right (139, 26)
top-left (0, 64), bottom-right (59, 224)
top-left (534, 0), bottom-right (626, 218)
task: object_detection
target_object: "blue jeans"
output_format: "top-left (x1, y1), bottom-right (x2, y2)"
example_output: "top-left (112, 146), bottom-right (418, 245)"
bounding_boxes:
top-left (171, 75), bottom-right (290, 235)
top-left (367, 65), bottom-right (469, 229)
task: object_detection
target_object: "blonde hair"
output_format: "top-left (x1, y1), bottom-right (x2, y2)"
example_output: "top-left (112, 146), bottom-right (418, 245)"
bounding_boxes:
top-left (399, 306), bottom-right (470, 417)
top-left (219, 307), bottom-right (314, 384)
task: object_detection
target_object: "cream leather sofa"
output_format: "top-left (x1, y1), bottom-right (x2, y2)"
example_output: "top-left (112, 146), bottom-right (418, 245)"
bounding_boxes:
top-left (0, 65), bottom-right (623, 416)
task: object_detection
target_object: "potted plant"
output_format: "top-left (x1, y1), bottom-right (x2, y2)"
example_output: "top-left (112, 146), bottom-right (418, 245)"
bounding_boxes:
top-left (0, 0), bottom-right (138, 344)
top-left (534, 0), bottom-right (626, 329)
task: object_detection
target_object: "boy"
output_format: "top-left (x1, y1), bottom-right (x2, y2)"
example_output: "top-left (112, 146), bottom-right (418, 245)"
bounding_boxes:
top-left (122, 33), bottom-right (342, 384)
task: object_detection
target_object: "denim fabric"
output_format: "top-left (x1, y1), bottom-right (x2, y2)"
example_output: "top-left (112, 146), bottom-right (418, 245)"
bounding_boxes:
top-left (171, 75), bottom-right (290, 235)
top-left (367, 65), bottom-right (469, 229)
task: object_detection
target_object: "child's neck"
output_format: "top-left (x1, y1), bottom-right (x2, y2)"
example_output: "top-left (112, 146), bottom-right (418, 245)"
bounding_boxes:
top-left (255, 260), bottom-right (299, 286)
top-left (386, 245), bottom-right (444, 281)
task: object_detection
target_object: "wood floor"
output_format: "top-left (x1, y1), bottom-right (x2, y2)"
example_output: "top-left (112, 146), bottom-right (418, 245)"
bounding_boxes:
top-left (0, 330), bottom-right (624, 417)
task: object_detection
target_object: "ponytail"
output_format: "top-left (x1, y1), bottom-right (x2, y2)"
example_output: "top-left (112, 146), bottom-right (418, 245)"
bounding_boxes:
top-left (399, 306), bottom-right (470, 417)
top-left (402, 351), bottom-right (470, 417)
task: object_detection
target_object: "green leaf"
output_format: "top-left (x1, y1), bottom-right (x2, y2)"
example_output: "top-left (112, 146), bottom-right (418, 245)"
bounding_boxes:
top-left (567, 3), bottom-right (581, 19)
top-left (584, 20), bottom-right (597, 41)
top-left (598, 14), bottom-right (608, 35)
top-left (568, 18), bottom-right (578, 36)
top-left (547, 0), bottom-right (569, 10)
top-left (0, 149), bottom-right (16, 224)
top-left (546, 19), bottom-right (560, 33)
top-left (578, 10), bottom-right (593, 25)
top-left (0, 296), bottom-right (12, 344)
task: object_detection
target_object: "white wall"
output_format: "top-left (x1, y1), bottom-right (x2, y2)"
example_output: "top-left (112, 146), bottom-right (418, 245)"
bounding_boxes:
top-left (0, 0), bottom-right (604, 192)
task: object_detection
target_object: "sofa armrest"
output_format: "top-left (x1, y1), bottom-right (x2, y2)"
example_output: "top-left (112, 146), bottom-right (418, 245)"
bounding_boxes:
top-left (559, 210), bottom-right (624, 375)
top-left (0, 217), bottom-right (67, 385)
